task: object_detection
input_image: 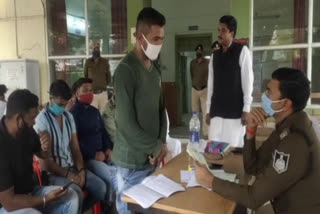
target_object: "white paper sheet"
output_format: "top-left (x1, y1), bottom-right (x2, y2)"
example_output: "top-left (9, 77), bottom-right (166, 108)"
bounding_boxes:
top-left (187, 145), bottom-right (209, 168)
top-left (180, 170), bottom-right (192, 183)
top-left (186, 171), bottom-right (212, 191)
top-left (212, 170), bottom-right (237, 182)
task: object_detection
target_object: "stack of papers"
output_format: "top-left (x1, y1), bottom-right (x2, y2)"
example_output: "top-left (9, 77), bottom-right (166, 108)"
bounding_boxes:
top-left (187, 145), bottom-right (209, 169)
top-left (180, 170), bottom-right (236, 190)
top-left (123, 174), bottom-right (185, 209)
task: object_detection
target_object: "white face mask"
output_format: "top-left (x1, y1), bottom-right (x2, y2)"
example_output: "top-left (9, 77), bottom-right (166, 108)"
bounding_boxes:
top-left (141, 34), bottom-right (162, 60)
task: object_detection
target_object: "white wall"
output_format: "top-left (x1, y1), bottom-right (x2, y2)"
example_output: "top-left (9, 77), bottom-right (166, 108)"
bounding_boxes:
top-left (0, 0), bottom-right (49, 102)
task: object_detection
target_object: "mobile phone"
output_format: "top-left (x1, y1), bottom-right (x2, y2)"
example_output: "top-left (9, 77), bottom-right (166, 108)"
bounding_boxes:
top-left (209, 163), bottom-right (223, 170)
top-left (231, 147), bottom-right (243, 154)
top-left (62, 182), bottom-right (73, 190)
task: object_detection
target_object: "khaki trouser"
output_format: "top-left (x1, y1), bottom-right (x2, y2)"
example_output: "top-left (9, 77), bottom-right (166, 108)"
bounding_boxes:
top-left (91, 91), bottom-right (108, 113)
top-left (191, 87), bottom-right (208, 136)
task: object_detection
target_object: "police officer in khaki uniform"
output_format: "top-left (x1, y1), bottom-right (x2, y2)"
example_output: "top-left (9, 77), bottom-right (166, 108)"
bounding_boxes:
top-left (190, 44), bottom-right (209, 137)
top-left (195, 67), bottom-right (320, 214)
top-left (84, 43), bottom-right (111, 112)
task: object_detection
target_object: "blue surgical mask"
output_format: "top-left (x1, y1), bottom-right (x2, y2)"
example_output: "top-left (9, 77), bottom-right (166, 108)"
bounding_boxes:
top-left (261, 93), bottom-right (285, 116)
top-left (49, 100), bottom-right (65, 116)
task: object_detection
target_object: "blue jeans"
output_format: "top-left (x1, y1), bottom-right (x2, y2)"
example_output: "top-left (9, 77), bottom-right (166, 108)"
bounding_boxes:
top-left (0, 186), bottom-right (79, 214)
top-left (113, 165), bottom-right (154, 214)
top-left (86, 160), bottom-right (116, 202)
top-left (49, 169), bottom-right (106, 212)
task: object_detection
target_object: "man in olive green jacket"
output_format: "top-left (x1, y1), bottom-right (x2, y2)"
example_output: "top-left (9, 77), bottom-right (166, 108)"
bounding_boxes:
top-left (112, 7), bottom-right (168, 214)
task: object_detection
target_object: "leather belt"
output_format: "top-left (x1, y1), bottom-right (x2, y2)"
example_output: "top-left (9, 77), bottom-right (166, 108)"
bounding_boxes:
top-left (192, 85), bottom-right (207, 91)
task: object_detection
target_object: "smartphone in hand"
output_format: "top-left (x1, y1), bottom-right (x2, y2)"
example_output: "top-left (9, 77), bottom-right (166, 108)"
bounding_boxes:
top-left (62, 182), bottom-right (73, 191)
top-left (209, 163), bottom-right (223, 170)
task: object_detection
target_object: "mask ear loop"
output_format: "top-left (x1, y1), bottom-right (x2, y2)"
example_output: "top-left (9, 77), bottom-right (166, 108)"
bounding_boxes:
top-left (272, 99), bottom-right (287, 114)
top-left (271, 98), bottom-right (287, 104)
top-left (141, 34), bottom-right (149, 53)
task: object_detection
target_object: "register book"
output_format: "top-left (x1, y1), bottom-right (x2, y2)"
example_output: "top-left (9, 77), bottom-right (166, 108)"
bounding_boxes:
top-left (123, 174), bottom-right (185, 208)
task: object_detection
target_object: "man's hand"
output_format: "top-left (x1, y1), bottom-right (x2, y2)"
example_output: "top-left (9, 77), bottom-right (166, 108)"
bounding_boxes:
top-left (45, 187), bottom-right (68, 203)
top-left (157, 144), bottom-right (168, 163)
top-left (39, 131), bottom-right (51, 152)
top-left (247, 107), bottom-right (269, 130)
top-left (148, 155), bottom-right (157, 165)
top-left (205, 114), bottom-right (211, 126)
top-left (149, 144), bottom-right (168, 166)
top-left (95, 151), bottom-right (106, 162)
top-left (66, 172), bottom-right (81, 187)
top-left (195, 161), bottom-right (214, 188)
top-left (105, 149), bottom-right (112, 162)
top-left (78, 170), bottom-right (86, 188)
top-left (241, 112), bottom-right (249, 126)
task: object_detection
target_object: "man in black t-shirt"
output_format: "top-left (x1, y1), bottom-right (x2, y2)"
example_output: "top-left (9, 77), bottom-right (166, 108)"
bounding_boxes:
top-left (0, 90), bottom-right (79, 214)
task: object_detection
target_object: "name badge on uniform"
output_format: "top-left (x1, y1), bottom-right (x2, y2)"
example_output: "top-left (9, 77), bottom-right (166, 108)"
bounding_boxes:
top-left (273, 150), bottom-right (290, 174)
top-left (279, 129), bottom-right (289, 140)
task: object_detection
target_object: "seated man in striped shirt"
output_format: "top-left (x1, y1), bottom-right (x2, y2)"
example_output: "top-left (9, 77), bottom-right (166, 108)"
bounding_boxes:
top-left (34, 80), bottom-right (106, 213)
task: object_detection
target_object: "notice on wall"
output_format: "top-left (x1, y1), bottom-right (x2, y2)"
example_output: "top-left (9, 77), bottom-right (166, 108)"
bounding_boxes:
top-left (0, 62), bottom-right (25, 95)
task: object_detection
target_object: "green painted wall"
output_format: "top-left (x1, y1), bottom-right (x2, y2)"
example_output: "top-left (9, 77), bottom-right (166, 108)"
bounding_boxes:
top-left (127, 0), bottom-right (250, 79)
top-left (230, 0), bottom-right (250, 39)
top-left (126, 0), bottom-right (151, 51)
top-left (152, 0), bottom-right (231, 82)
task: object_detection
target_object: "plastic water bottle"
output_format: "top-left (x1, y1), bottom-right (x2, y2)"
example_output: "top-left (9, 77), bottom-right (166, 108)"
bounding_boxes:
top-left (188, 111), bottom-right (200, 170)
top-left (189, 111), bottom-right (200, 145)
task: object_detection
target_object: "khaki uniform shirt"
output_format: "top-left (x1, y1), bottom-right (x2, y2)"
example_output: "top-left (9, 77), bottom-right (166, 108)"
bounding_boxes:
top-left (211, 111), bottom-right (320, 213)
top-left (84, 57), bottom-right (111, 92)
top-left (190, 58), bottom-right (209, 90)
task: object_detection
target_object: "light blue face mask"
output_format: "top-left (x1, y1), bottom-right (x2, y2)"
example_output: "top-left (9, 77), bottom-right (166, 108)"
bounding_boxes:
top-left (49, 100), bottom-right (65, 116)
top-left (261, 93), bottom-right (286, 116)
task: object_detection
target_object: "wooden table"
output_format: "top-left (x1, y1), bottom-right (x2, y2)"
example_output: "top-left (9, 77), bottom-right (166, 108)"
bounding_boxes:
top-left (122, 150), bottom-right (236, 214)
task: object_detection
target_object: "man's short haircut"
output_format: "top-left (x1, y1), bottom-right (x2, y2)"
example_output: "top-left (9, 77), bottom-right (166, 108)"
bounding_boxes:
top-left (6, 89), bottom-right (39, 118)
top-left (72, 78), bottom-right (93, 93)
top-left (0, 84), bottom-right (8, 97)
top-left (211, 41), bottom-right (219, 49)
top-left (272, 68), bottom-right (310, 112)
top-left (219, 15), bottom-right (237, 38)
top-left (49, 80), bottom-right (72, 101)
top-left (136, 7), bottom-right (166, 33)
top-left (195, 44), bottom-right (204, 51)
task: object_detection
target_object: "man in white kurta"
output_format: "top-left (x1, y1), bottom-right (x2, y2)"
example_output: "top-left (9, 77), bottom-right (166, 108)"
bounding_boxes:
top-left (206, 15), bottom-right (253, 147)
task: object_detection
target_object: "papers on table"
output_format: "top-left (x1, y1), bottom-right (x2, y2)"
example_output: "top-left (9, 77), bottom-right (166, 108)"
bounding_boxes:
top-left (187, 145), bottom-right (209, 169)
top-left (184, 170), bottom-right (212, 191)
top-left (180, 169), bottom-right (237, 191)
top-left (123, 174), bottom-right (185, 209)
top-left (212, 169), bottom-right (237, 182)
top-left (180, 170), bottom-right (193, 183)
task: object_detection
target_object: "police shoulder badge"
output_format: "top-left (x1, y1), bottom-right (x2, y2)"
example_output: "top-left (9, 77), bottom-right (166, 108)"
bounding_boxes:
top-left (273, 150), bottom-right (290, 174)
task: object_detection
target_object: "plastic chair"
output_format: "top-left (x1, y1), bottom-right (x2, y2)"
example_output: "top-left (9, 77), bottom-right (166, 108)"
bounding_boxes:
top-left (32, 156), bottom-right (42, 186)
top-left (32, 156), bottom-right (101, 214)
